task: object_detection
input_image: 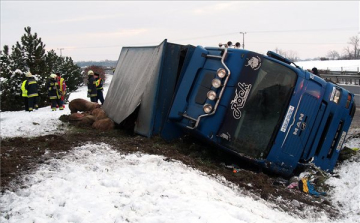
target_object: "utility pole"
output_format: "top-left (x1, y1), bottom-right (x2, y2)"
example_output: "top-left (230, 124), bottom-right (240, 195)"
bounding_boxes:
top-left (239, 32), bottom-right (246, 49)
top-left (57, 48), bottom-right (64, 57)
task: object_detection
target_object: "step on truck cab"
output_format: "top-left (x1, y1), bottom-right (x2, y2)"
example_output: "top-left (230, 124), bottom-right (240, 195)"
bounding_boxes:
top-left (103, 39), bottom-right (356, 176)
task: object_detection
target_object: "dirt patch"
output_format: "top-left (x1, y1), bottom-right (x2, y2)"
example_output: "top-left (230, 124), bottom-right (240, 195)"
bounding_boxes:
top-left (2, 125), bottom-right (348, 220)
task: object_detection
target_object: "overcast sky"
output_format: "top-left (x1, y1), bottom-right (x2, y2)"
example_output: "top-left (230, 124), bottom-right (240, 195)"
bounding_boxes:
top-left (1, 1), bottom-right (359, 62)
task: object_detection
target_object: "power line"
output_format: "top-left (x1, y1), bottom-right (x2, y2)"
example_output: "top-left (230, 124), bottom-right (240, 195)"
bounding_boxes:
top-left (247, 27), bottom-right (358, 33)
top-left (58, 27), bottom-right (357, 50)
top-left (65, 45), bottom-right (123, 50)
top-left (247, 41), bottom-right (346, 45)
top-left (172, 27), bottom-right (357, 42)
top-left (171, 32), bottom-right (239, 42)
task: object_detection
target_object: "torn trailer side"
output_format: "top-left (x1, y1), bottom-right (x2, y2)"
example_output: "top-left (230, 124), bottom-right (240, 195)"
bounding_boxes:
top-left (103, 39), bottom-right (194, 140)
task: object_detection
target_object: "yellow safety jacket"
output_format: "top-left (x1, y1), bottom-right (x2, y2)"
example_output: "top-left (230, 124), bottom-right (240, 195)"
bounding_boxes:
top-left (21, 80), bottom-right (28, 97)
top-left (96, 78), bottom-right (104, 90)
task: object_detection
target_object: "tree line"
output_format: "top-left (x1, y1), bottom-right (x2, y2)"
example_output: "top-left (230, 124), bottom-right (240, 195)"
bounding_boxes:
top-left (76, 60), bottom-right (117, 68)
top-left (327, 35), bottom-right (360, 60)
top-left (274, 35), bottom-right (360, 62)
top-left (0, 27), bottom-right (84, 111)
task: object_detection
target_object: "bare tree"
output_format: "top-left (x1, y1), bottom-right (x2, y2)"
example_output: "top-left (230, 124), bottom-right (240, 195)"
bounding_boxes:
top-left (346, 35), bottom-right (360, 59)
top-left (274, 47), bottom-right (285, 56)
top-left (286, 50), bottom-right (298, 62)
top-left (274, 47), bottom-right (298, 61)
top-left (327, 50), bottom-right (340, 60)
top-left (343, 46), bottom-right (353, 59)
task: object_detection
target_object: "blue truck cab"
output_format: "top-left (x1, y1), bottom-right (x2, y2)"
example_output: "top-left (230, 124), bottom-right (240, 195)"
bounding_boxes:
top-left (168, 45), bottom-right (356, 175)
top-left (104, 40), bottom-right (356, 176)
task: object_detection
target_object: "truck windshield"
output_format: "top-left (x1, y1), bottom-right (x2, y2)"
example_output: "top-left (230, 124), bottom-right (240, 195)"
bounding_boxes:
top-left (223, 58), bottom-right (297, 158)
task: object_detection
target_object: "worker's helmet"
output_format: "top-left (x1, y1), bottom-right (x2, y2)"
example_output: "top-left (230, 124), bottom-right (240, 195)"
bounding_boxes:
top-left (88, 70), bottom-right (94, 75)
top-left (25, 72), bottom-right (33, 77)
top-left (50, 74), bottom-right (57, 79)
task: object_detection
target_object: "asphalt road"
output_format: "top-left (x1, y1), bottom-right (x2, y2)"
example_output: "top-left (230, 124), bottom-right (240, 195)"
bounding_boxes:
top-left (339, 84), bottom-right (360, 104)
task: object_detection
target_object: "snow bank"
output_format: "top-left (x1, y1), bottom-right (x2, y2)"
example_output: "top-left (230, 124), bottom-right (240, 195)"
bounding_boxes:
top-left (296, 60), bottom-right (360, 72)
top-left (0, 143), bottom-right (326, 223)
top-left (326, 152), bottom-right (360, 223)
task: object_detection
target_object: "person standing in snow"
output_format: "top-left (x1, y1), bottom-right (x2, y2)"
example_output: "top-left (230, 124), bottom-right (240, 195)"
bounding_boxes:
top-left (21, 74), bottom-right (29, 111)
top-left (21, 72), bottom-right (39, 112)
top-left (46, 74), bottom-right (63, 111)
top-left (32, 74), bottom-right (39, 110)
top-left (56, 72), bottom-right (66, 109)
top-left (94, 72), bottom-right (105, 105)
top-left (87, 70), bottom-right (97, 103)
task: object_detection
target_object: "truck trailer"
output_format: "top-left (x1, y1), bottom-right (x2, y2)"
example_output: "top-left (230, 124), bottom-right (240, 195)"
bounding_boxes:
top-left (103, 39), bottom-right (356, 176)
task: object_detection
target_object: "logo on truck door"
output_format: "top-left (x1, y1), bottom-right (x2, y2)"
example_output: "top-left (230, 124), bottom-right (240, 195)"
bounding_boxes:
top-left (245, 56), bottom-right (261, 70)
top-left (293, 113), bottom-right (307, 136)
top-left (230, 82), bottom-right (252, 119)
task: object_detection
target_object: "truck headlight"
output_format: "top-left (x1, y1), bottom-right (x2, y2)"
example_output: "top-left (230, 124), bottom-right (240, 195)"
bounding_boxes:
top-left (212, 79), bottom-right (221, 88)
top-left (217, 68), bottom-right (226, 78)
top-left (207, 90), bottom-right (217, 100)
top-left (203, 104), bottom-right (213, 113)
top-left (330, 87), bottom-right (341, 104)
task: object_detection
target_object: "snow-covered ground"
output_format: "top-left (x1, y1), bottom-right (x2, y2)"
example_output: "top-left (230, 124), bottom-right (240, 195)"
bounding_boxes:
top-left (0, 75), bottom-right (109, 139)
top-left (296, 59), bottom-right (360, 72)
top-left (0, 144), bottom-right (327, 223)
top-left (1, 70), bottom-right (359, 223)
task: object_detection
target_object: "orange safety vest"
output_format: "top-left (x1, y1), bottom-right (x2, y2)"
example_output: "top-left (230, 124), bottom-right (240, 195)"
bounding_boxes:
top-left (59, 77), bottom-right (66, 93)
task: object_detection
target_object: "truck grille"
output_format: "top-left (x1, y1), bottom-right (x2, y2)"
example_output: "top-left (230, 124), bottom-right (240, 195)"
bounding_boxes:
top-left (327, 121), bottom-right (344, 158)
top-left (315, 114), bottom-right (333, 156)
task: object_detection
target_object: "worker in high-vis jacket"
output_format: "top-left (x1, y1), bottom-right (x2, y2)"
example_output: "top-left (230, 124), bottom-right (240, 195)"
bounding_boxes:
top-left (21, 72), bottom-right (39, 112)
top-left (46, 74), bottom-right (63, 111)
top-left (56, 72), bottom-right (66, 109)
top-left (94, 72), bottom-right (105, 105)
top-left (21, 76), bottom-right (29, 111)
top-left (87, 70), bottom-right (97, 102)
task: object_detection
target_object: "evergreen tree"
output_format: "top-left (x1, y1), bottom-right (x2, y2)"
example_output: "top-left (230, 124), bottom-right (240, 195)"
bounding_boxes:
top-left (57, 56), bottom-right (83, 93)
top-left (0, 45), bottom-right (26, 111)
top-left (1, 26), bottom-right (83, 111)
top-left (21, 26), bottom-right (46, 75)
top-left (44, 50), bottom-right (83, 102)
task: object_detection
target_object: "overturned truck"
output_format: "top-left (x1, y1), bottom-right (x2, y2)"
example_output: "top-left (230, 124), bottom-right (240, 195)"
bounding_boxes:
top-left (103, 39), bottom-right (356, 176)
